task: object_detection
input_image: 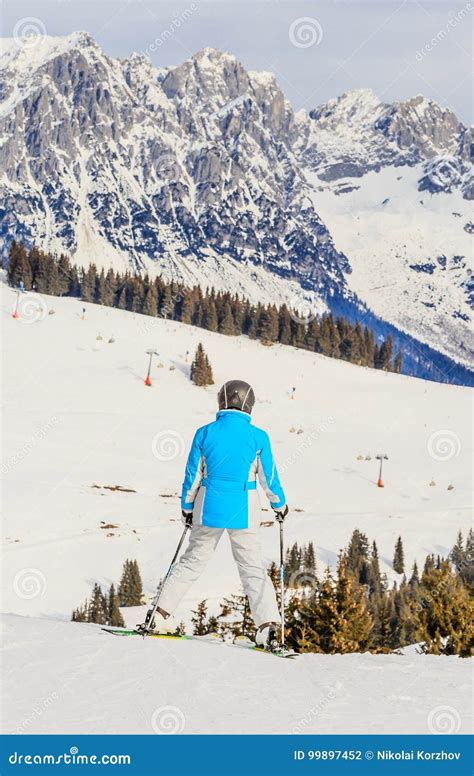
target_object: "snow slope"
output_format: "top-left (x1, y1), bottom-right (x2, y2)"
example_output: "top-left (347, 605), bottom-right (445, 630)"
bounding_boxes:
top-left (2, 615), bottom-right (471, 735)
top-left (1, 285), bottom-right (472, 734)
top-left (308, 165), bottom-right (473, 367)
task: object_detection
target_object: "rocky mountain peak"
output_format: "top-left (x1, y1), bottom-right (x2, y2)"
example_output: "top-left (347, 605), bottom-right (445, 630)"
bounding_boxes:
top-left (376, 95), bottom-right (463, 156)
top-left (310, 88), bottom-right (383, 127)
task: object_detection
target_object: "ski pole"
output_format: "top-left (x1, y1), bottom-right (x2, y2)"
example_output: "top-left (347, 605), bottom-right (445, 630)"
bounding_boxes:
top-left (138, 518), bottom-right (191, 636)
top-left (278, 517), bottom-right (285, 646)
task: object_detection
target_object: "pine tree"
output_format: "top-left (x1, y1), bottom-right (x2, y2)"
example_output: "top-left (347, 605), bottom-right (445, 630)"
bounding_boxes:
top-left (202, 299), bottom-right (218, 332)
top-left (142, 286), bottom-right (158, 317)
top-left (418, 560), bottom-right (473, 656)
top-left (461, 528), bottom-right (474, 589)
top-left (190, 343), bottom-right (214, 386)
top-left (278, 306), bottom-right (292, 345)
top-left (258, 305), bottom-right (279, 344)
top-left (376, 335), bottom-right (393, 371)
top-left (367, 541), bottom-right (383, 597)
top-left (304, 318), bottom-right (320, 352)
top-left (393, 351), bottom-right (403, 373)
top-left (191, 600), bottom-right (210, 635)
top-left (88, 583), bottom-right (108, 624)
top-left (180, 290), bottom-right (195, 325)
top-left (56, 254), bottom-right (72, 295)
top-left (107, 583), bottom-right (125, 627)
top-left (334, 555), bottom-right (373, 652)
top-left (71, 601), bottom-right (89, 622)
top-left (7, 241), bottom-right (33, 289)
top-left (363, 326), bottom-right (375, 367)
top-left (31, 251), bottom-right (49, 293)
top-left (218, 302), bottom-right (236, 335)
top-left (286, 589), bottom-right (320, 653)
top-left (158, 286), bottom-right (175, 318)
top-left (345, 529), bottom-right (370, 584)
top-left (81, 265), bottom-right (98, 302)
top-left (449, 531), bottom-right (464, 570)
top-left (291, 319), bottom-right (306, 349)
top-left (218, 593), bottom-right (256, 639)
top-left (409, 561), bottom-right (420, 589)
top-left (370, 593), bottom-right (394, 652)
top-left (304, 542), bottom-right (317, 573)
top-left (310, 568), bottom-right (340, 652)
top-left (119, 559), bottom-right (144, 606)
top-left (393, 537), bottom-right (405, 574)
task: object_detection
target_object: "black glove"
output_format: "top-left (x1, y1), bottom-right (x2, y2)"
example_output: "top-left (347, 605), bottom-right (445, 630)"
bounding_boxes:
top-left (272, 504), bottom-right (288, 522)
top-left (181, 510), bottom-right (193, 527)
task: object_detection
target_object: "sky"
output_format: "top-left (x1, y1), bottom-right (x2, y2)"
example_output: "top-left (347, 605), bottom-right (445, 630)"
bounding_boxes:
top-left (1, 0), bottom-right (472, 123)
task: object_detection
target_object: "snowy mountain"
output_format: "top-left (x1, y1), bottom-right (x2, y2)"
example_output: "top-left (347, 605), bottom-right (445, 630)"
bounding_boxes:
top-left (301, 89), bottom-right (473, 371)
top-left (0, 33), bottom-right (473, 377)
top-left (1, 284), bottom-right (472, 734)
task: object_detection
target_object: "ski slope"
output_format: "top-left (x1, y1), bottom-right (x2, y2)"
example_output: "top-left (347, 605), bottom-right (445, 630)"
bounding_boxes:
top-left (1, 283), bottom-right (472, 734)
top-left (2, 615), bottom-right (471, 735)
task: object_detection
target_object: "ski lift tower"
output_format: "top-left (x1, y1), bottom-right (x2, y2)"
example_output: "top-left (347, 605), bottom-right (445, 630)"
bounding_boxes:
top-left (376, 454), bottom-right (388, 488)
top-left (144, 349), bottom-right (159, 387)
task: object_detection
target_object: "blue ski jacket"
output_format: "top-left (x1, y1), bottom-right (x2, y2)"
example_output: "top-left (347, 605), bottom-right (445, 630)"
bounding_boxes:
top-left (181, 409), bottom-right (286, 529)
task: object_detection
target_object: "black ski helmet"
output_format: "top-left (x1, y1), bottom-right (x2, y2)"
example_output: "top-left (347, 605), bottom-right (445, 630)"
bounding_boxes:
top-left (218, 380), bottom-right (255, 414)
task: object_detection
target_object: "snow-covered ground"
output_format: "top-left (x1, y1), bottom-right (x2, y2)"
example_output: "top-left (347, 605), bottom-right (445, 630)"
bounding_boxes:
top-left (309, 165), bottom-right (473, 367)
top-left (1, 283), bottom-right (472, 734)
top-left (2, 615), bottom-right (471, 735)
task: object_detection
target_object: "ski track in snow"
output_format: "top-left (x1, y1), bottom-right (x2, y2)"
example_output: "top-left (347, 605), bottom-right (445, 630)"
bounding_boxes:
top-left (1, 284), bottom-right (472, 734)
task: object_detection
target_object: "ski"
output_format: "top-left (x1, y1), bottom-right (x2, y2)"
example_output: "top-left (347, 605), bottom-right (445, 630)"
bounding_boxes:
top-left (102, 627), bottom-right (191, 640)
top-left (101, 628), bottom-right (298, 657)
top-left (233, 636), bottom-right (298, 659)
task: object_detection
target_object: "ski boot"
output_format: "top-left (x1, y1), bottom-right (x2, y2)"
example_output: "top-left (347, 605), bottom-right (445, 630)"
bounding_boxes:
top-left (137, 607), bottom-right (177, 636)
top-left (255, 622), bottom-right (282, 652)
top-left (255, 622), bottom-right (297, 657)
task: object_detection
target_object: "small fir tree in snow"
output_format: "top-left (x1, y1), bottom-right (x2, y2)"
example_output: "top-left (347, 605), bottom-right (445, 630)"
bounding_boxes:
top-left (71, 601), bottom-right (89, 623)
top-left (119, 559), bottom-right (144, 606)
top-left (218, 593), bottom-right (255, 639)
top-left (88, 583), bottom-right (108, 624)
top-left (393, 537), bottom-right (405, 574)
top-left (190, 343), bottom-right (214, 386)
top-left (191, 600), bottom-right (218, 636)
top-left (107, 583), bottom-right (125, 627)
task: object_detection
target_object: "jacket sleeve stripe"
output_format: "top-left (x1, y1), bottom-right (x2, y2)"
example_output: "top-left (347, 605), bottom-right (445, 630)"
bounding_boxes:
top-left (181, 431), bottom-right (205, 510)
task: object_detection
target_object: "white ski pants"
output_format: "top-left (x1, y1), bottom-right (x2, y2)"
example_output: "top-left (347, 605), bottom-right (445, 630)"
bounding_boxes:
top-left (158, 525), bottom-right (280, 627)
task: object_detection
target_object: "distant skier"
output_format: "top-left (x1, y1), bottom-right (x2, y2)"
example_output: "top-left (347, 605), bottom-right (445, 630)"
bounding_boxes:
top-left (152, 379), bottom-right (288, 650)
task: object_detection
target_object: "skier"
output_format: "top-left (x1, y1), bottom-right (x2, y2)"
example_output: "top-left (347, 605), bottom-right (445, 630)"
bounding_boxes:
top-left (152, 379), bottom-right (288, 651)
